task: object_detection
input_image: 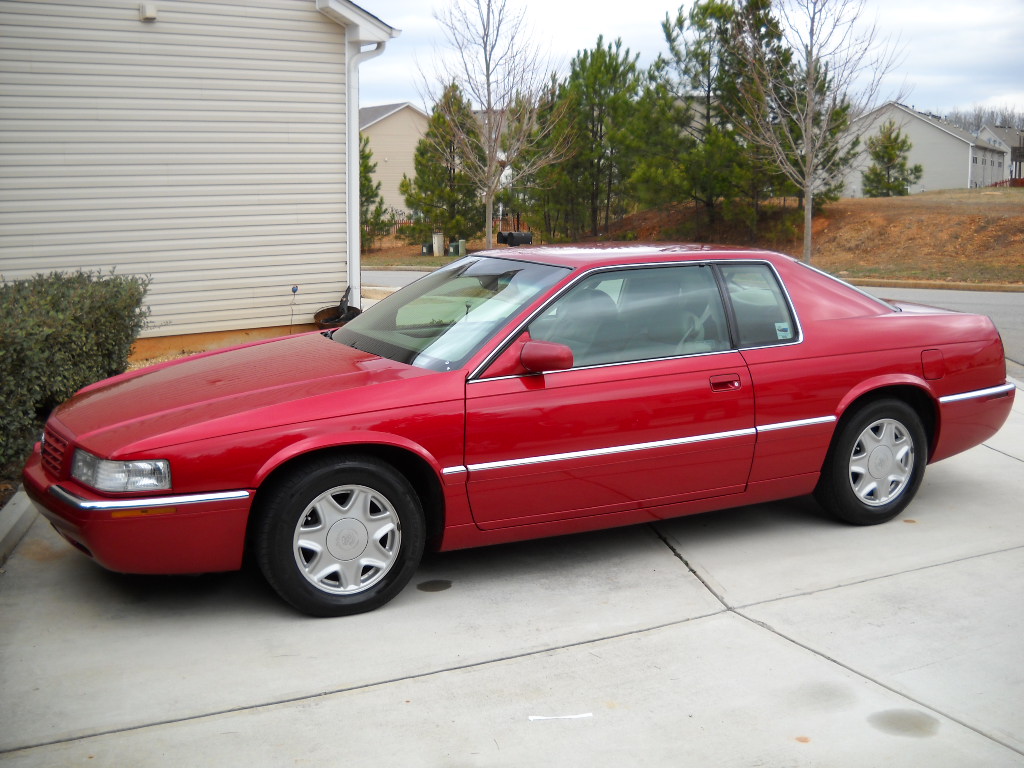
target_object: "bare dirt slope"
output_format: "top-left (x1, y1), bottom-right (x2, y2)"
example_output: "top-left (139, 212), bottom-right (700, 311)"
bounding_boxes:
top-left (812, 189), bottom-right (1024, 285)
top-left (366, 188), bottom-right (1024, 284)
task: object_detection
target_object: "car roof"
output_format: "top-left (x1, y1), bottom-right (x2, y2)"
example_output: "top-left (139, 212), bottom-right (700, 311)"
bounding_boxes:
top-left (471, 243), bottom-right (792, 270)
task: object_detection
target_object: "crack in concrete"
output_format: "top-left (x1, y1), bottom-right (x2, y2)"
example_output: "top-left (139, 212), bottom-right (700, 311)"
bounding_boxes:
top-left (649, 519), bottom-right (1024, 758)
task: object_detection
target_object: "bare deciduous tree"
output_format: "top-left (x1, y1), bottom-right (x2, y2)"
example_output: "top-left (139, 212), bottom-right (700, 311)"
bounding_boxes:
top-left (944, 104), bottom-right (1024, 133)
top-left (731, 0), bottom-right (900, 262)
top-left (425, 0), bottom-right (570, 248)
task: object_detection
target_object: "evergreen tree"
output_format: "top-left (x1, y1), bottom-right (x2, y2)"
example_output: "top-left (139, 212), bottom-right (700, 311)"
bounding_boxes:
top-left (524, 37), bottom-right (642, 240)
top-left (861, 120), bottom-right (923, 196)
top-left (359, 135), bottom-right (391, 252)
top-left (632, 0), bottom-right (757, 230)
top-left (399, 84), bottom-right (484, 244)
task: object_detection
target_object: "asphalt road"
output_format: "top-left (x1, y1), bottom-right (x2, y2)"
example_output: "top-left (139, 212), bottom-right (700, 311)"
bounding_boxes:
top-left (860, 286), bottom-right (1024, 379)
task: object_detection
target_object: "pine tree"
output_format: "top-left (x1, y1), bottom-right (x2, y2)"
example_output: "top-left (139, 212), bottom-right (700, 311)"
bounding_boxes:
top-left (399, 84), bottom-right (484, 245)
top-left (861, 120), bottom-right (923, 197)
top-left (524, 37), bottom-right (642, 240)
top-left (632, 0), bottom-right (772, 231)
top-left (359, 135), bottom-right (391, 252)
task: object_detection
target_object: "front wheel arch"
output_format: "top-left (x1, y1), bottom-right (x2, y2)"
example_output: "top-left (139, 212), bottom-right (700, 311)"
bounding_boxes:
top-left (247, 444), bottom-right (445, 557)
top-left (250, 453), bottom-right (427, 616)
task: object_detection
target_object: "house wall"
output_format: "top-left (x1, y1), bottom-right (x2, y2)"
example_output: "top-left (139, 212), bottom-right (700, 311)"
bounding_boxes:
top-left (0, 0), bottom-right (350, 337)
top-left (969, 145), bottom-right (1004, 188)
top-left (977, 127), bottom-right (1011, 182)
top-left (843, 106), bottom-right (971, 197)
top-left (362, 106), bottom-right (428, 215)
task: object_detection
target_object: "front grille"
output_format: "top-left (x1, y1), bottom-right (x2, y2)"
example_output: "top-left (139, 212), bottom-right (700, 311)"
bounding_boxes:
top-left (41, 425), bottom-right (69, 478)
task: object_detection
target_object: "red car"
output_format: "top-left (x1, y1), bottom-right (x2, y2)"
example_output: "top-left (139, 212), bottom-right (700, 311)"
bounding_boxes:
top-left (23, 245), bottom-right (1015, 616)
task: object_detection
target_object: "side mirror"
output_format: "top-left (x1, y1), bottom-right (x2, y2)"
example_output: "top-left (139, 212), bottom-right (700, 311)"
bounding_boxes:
top-left (520, 340), bottom-right (573, 373)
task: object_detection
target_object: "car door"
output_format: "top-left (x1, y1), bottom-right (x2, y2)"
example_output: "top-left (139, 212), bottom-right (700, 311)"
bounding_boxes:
top-left (463, 264), bottom-right (756, 529)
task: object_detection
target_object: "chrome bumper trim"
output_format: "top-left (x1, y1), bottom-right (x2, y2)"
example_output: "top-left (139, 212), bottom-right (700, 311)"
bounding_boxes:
top-left (938, 382), bottom-right (1016, 404)
top-left (50, 486), bottom-right (251, 511)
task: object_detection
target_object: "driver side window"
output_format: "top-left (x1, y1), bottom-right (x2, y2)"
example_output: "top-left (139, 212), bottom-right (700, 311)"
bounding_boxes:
top-left (530, 266), bottom-right (730, 367)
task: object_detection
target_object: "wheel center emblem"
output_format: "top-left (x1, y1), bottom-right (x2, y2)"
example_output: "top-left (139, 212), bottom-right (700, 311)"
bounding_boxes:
top-left (868, 446), bottom-right (894, 478)
top-left (326, 519), bottom-right (369, 560)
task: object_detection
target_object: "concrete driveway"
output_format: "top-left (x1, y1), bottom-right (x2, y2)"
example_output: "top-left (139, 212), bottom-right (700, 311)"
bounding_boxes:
top-left (1, 387), bottom-right (1021, 766)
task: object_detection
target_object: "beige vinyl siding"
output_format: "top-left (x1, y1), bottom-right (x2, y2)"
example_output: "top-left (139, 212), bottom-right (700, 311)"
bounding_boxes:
top-left (0, 0), bottom-right (350, 336)
top-left (362, 106), bottom-right (428, 215)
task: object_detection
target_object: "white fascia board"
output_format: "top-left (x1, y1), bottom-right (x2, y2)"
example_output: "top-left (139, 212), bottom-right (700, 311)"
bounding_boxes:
top-left (316, 0), bottom-right (400, 43)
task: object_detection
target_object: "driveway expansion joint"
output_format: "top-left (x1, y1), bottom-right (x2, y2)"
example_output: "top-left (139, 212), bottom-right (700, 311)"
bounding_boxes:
top-left (647, 519), bottom-right (1024, 758)
top-left (732, 608), bottom-right (1024, 758)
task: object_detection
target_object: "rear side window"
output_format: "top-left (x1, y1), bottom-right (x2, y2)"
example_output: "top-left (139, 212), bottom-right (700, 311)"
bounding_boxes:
top-left (720, 264), bottom-right (797, 348)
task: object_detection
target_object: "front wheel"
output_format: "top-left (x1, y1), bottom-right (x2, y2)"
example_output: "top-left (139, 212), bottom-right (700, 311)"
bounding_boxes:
top-left (815, 399), bottom-right (927, 525)
top-left (253, 456), bottom-right (425, 617)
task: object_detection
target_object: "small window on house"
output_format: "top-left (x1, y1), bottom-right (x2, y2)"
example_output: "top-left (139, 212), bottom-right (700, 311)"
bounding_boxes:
top-left (973, 156), bottom-right (978, 164)
top-left (720, 264), bottom-right (798, 348)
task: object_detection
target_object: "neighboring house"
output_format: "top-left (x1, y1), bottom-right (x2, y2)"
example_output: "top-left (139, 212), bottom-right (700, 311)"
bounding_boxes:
top-left (978, 124), bottom-right (1023, 181)
top-left (841, 102), bottom-right (1007, 197)
top-left (360, 103), bottom-right (430, 216)
top-left (0, 0), bottom-right (397, 341)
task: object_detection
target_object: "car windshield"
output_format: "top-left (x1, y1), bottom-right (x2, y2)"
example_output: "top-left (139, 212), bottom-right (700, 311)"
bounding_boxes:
top-left (331, 256), bottom-right (569, 371)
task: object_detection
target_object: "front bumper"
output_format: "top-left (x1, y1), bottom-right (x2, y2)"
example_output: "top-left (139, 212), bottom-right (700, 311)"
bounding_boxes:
top-left (23, 446), bottom-right (253, 574)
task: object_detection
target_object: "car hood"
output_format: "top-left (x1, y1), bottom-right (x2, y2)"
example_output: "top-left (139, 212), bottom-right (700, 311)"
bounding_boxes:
top-left (54, 332), bottom-right (444, 456)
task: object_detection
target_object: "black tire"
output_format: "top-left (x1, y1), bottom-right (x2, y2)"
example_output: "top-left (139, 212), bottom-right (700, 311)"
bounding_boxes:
top-left (253, 455), bottom-right (425, 617)
top-left (815, 399), bottom-right (927, 525)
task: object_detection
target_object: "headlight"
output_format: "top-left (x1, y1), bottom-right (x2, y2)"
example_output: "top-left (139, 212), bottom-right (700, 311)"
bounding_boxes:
top-left (71, 449), bottom-right (171, 493)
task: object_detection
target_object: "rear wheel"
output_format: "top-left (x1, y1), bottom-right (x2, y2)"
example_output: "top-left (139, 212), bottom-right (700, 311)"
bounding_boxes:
top-left (253, 456), bottom-right (425, 617)
top-left (815, 399), bottom-right (927, 525)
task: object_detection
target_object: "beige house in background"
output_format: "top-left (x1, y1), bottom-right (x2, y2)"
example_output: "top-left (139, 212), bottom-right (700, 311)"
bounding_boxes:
top-left (842, 102), bottom-right (1007, 197)
top-left (360, 103), bottom-right (430, 216)
top-left (978, 124), bottom-right (1023, 181)
top-left (0, 0), bottom-right (397, 344)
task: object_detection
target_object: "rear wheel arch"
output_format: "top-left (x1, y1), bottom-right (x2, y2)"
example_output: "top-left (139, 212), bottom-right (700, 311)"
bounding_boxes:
top-left (834, 384), bottom-right (937, 459)
top-left (817, 388), bottom-right (936, 525)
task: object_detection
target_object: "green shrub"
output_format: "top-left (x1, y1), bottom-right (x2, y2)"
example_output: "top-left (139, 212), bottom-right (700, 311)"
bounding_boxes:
top-left (0, 270), bottom-right (150, 467)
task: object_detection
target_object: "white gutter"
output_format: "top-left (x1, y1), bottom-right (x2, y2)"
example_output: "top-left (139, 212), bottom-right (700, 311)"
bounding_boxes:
top-left (345, 40), bottom-right (388, 307)
top-left (316, 0), bottom-right (399, 309)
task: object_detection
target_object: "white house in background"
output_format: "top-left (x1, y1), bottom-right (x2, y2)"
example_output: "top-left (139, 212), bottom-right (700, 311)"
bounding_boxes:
top-left (841, 102), bottom-right (1007, 197)
top-left (0, 0), bottom-right (397, 340)
top-left (978, 124), bottom-right (1023, 181)
top-left (360, 103), bottom-right (430, 216)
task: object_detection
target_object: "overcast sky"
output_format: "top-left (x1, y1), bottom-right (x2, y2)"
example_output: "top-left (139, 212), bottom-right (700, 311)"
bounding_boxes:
top-left (359, 0), bottom-right (1024, 119)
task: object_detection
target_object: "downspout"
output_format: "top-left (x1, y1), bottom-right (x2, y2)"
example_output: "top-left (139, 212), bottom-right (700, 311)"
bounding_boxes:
top-left (346, 38), bottom-right (387, 309)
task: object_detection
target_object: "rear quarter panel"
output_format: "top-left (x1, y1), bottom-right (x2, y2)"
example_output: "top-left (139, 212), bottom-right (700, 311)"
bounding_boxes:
top-left (746, 259), bottom-right (1010, 477)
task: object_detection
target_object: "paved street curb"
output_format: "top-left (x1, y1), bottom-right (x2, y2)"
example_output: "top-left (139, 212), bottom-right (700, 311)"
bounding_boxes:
top-left (848, 278), bottom-right (1024, 292)
top-left (0, 488), bottom-right (37, 568)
